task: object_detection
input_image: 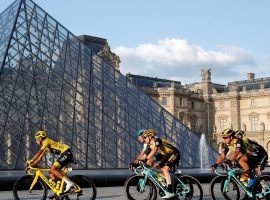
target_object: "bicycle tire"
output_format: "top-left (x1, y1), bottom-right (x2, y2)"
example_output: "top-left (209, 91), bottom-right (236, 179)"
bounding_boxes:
top-left (66, 175), bottom-right (96, 200)
top-left (125, 174), bottom-right (157, 200)
top-left (210, 175), bottom-right (240, 200)
top-left (259, 175), bottom-right (270, 200)
top-left (174, 175), bottom-right (203, 200)
top-left (13, 175), bottom-right (47, 200)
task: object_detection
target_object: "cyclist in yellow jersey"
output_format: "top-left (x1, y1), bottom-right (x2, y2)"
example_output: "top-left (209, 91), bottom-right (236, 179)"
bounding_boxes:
top-left (235, 129), bottom-right (268, 175)
top-left (141, 129), bottom-right (180, 199)
top-left (27, 130), bottom-right (74, 193)
top-left (211, 128), bottom-right (257, 186)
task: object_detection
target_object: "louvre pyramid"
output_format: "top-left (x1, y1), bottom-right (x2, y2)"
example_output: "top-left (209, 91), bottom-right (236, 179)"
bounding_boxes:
top-left (0, 0), bottom-right (218, 169)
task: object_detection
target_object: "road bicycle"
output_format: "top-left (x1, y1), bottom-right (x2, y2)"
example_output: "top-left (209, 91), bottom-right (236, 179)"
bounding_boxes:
top-left (125, 163), bottom-right (203, 200)
top-left (210, 165), bottom-right (270, 200)
top-left (13, 164), bottom-right (96, 200)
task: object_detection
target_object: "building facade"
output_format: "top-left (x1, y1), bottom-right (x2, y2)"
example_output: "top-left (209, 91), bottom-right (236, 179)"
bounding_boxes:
top-left (127, 70), bottom-right (270, 157)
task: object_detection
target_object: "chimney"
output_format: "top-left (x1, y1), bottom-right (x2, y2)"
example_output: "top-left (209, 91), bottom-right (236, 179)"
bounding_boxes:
top-left (247, 73), bottom-right (255, 81)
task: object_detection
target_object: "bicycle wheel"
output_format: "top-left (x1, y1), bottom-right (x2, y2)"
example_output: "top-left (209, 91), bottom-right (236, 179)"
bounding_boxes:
top-left (174, 175), bottom-right (203, 200)
top-left (210, 175), bottom-right (240, 200)
top-left (125, 174), bottom-right (157, 200)
top-left (13, 175), bottom-right (47, 200)
top-left (66, 175), bottom-right (96, 200)
top-left (260, 175), bottom-right (270, 199)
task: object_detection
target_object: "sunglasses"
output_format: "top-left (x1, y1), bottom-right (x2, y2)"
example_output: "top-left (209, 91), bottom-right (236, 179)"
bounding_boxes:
top-left (222, 137), bottom-right (229, 139)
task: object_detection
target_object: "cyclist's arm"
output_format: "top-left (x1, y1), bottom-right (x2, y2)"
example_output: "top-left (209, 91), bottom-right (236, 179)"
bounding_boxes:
top-left (31, 148), bottom-right (46, 166)
top-left (228, 140), bottom-right (242, 161)
top-left (146, 146), bottom-right (158, 161)
top-left (215, 152), bottom-right (226, 165)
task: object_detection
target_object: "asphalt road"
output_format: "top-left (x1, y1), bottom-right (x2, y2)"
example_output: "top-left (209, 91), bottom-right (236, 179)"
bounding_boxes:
top-left (0, 184), bottom-right (213, 200)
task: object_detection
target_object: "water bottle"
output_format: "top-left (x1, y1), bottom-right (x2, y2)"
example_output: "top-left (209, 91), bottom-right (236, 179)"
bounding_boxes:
top-left (56, 181), bottom-right (61, 190)
top-left (247, 178), bottom-right (258, 188)
top-left (49, 179), bottom-right (56, 187)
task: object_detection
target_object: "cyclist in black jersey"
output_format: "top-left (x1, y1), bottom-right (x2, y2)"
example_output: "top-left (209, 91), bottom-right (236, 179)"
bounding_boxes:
top-left (141, 129), bottom-right (180, 199)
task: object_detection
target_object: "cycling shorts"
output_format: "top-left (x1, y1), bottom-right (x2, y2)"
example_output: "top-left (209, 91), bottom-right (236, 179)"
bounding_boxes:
top-left (53, 149), bottom-right (73, 169)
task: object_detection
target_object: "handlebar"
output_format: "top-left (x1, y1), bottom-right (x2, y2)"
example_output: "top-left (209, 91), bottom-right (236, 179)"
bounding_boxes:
top-left (214, 163), bottom-right (243, 176)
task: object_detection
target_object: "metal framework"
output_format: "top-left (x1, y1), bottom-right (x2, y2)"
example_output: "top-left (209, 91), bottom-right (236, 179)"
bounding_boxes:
top-left (0, 0), bottom-right (218, 169)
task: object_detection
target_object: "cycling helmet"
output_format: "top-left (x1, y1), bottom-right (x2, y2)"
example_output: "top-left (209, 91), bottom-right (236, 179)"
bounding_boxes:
top-left (222, 128), bottom-right (235, 137)
top-left (137, 129), bottom-right (146, 137)
top-left (141, 129), bottom-right (156, 138)
top-left (235, 129), bottom-right (244, 138)
top-left (35, 130), bottom-right (46, 140)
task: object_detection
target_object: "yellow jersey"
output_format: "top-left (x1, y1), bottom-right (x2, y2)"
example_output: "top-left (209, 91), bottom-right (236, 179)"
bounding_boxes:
top-left (149, 138), bottom-right (179, 156)
top-left (41, 138), bottom-right (70, 154)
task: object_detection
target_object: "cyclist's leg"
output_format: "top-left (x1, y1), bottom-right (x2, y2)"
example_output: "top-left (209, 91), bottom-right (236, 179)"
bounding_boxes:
top-left (163, 153), bottom-right (180, 192)
top-left (256, 151), bottom-right (268, 174)
top-left (239, 155), bottom-right (252, 185)
top-left (51, 150), bottom-right (74, 192)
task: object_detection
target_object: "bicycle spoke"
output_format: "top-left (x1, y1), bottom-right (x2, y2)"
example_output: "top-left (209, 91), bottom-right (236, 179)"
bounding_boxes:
top-left (210, 176), bottom-right (240, 200)
top-left (13, 175), bottom-right (47, 200)
top-left (125, 175), bottom-right (157, 200)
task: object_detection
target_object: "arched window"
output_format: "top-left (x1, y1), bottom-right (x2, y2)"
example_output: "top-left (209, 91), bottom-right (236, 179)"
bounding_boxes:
top-left (179, 112), bottom-right (185, 123)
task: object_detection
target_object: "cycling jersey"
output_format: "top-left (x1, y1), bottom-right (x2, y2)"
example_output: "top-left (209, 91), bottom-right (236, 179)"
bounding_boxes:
top-left (224, 138), bottom-right (259, 160)
top-left (41, 138), bottom-right (70, 155)
top-left (149, 138), bottom-right (178, 156)
top-left (150, 138), bottom-right (180, 168)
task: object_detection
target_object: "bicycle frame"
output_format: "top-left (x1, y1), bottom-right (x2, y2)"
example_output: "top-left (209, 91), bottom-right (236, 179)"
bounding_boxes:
top-left (133, 163), bottom-right (190, 197)
top-left (216, 166), bottom-right (270, 199)
top-left (26, 166), bottom-right (81, 196)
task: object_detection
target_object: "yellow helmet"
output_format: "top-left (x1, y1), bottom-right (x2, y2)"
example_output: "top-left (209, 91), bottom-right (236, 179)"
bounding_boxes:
top-left (222, 128), bottom-right (235, 137)
top-left (141, 129), bottom-right (156, 138)
top-left (35, 131), bottom-right (46, 140)
top-left (235, 129), bottom-right (244, 138)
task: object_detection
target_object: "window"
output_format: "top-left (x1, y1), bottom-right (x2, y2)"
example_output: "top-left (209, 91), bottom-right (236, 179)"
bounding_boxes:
top-left (251, 116), bottom-right (258, 131)
top-left (190, 117), bottom-right (196, 132)
top-left (179, 112), bottom-right (184, 123)
top-left (251, 99), bottom-right (256, 107)
top-left (179, 97), bottom-right (183, 106)
top-left (220, 101), bottom-right (225, 109)
top-left (191, 102), bottom-right (195, 109)
top-left (161, 97), bottom-right (167, 105)
top-left (220, 118), bottom-right (227, 132)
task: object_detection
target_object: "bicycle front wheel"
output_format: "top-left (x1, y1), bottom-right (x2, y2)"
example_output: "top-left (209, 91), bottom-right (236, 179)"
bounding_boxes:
top-left (13, 175), bottom-right (47, 200)
top-left (210, 175), bottom-right (240, 200)
top-left (125, 174), bottom-right (157, 200)
top-left (66, 175), bottom-right (96, 200)
top-left (174, 175), bottom-right (203, 200)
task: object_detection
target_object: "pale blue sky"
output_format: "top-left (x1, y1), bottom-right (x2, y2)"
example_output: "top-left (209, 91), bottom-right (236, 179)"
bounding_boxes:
top-left (1, 0), bottom-right (270, 84)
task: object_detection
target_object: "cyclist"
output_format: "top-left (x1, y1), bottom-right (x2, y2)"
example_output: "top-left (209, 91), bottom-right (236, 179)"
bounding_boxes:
top-left (211, 128), bottom-right (257, 186)
top-left (141, 129), bottom-right (180, 199)
top-left (27, 130), bottom-right (74, 193)
top-left (131, 129), bottom-right (156, 167)
top-left (235, 129), bottom-right (268, 175)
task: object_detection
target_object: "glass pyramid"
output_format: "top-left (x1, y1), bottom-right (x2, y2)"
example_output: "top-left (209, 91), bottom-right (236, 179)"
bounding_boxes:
top-left (0, 0), bottom-right (218, 169)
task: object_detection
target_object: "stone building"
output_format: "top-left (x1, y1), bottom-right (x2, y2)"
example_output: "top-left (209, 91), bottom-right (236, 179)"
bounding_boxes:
top-left (127, 70), bottom-right (270, 157)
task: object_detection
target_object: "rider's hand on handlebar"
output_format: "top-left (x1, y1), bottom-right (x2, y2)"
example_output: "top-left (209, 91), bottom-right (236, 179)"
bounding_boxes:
top-left (223, 159), bottom-right (233, 169)
top-left (26, 160), bottom-right (33, 167)
top-left (211, 163), bottom-right (219, 172)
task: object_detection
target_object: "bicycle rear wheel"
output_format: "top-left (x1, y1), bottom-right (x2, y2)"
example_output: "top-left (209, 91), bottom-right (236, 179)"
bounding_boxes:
top-left (260, 175), bottom-right (270, 199)
top-left (66, 175), bottom-right (96, 200)
top-left (210, 175), bottom-right (240, 200)
top-left (125, 174), bottom-right (157, 200)
top-left (13, 175), bottom-right (47, 200)
top-left (174, 175), bottom-right (203, 200)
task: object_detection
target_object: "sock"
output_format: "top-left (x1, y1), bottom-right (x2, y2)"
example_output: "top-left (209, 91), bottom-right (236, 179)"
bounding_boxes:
top-left (62, 176), bottom-right (72, 184)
